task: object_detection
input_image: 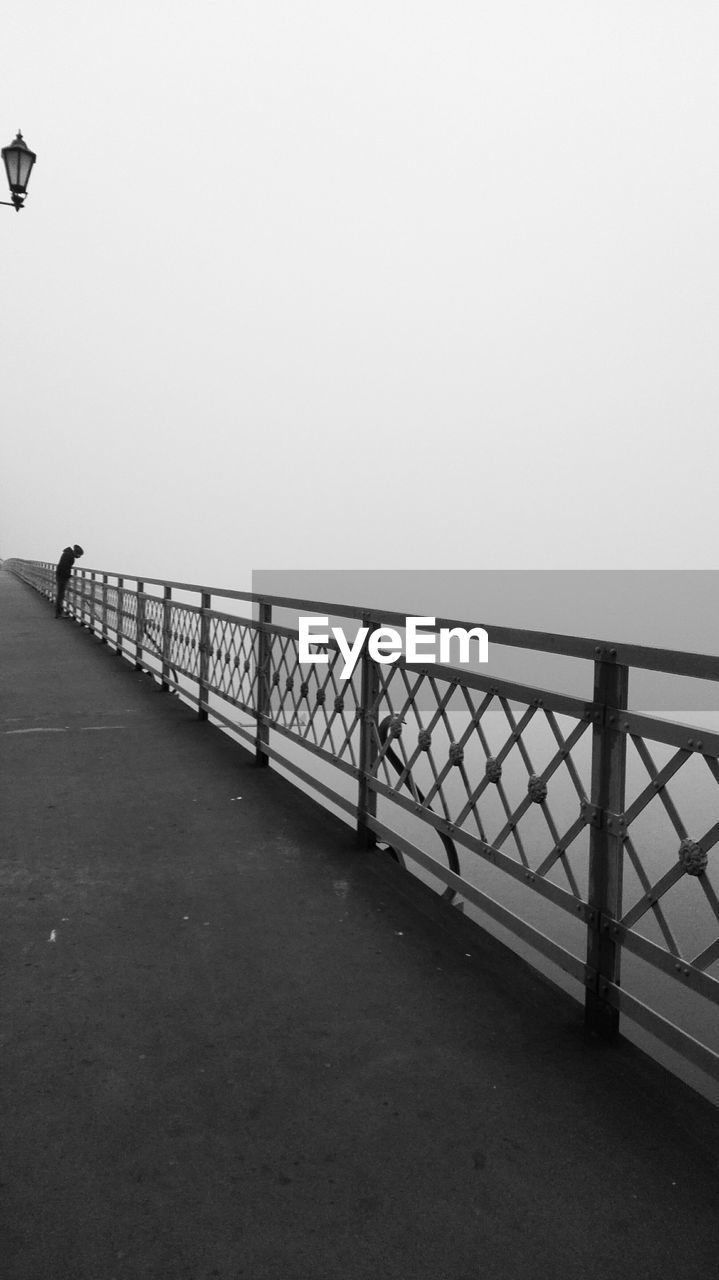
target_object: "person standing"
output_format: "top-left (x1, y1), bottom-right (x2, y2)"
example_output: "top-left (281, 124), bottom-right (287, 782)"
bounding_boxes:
top-left (55, 543), bottom-right (84, 617)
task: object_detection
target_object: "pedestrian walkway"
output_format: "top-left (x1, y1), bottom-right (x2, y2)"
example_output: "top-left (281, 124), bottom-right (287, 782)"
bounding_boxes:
top-left (1, 568), bottom-right (718, 1280)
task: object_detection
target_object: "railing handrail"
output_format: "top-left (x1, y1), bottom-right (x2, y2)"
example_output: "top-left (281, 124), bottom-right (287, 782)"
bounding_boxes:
top-left (9, 558), bottom-right (719, 682)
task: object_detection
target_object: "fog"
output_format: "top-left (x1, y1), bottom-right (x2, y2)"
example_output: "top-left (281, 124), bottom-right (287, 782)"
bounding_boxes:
top-left (3, 3), bottom-right (719, 591)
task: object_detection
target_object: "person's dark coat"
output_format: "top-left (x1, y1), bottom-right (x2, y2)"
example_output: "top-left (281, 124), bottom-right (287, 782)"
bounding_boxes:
top-left (56, 547), bottom-right (77, 581)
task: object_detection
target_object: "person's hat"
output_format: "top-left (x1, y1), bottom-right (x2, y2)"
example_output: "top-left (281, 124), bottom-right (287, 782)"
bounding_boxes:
top-left (73, 544), bottom-right (84, 555)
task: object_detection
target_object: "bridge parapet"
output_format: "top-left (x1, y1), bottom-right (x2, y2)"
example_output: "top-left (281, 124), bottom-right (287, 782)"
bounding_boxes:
top-left (6, 556), bottom-right (719, 1091)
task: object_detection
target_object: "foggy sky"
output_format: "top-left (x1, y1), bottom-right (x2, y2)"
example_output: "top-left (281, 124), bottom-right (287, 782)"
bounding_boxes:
top-left (3, 2), bottom-right (719, 591)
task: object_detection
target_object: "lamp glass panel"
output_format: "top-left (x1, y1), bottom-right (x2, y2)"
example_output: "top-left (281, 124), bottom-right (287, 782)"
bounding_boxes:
top-left (4, 142), bottom-right (35, 191)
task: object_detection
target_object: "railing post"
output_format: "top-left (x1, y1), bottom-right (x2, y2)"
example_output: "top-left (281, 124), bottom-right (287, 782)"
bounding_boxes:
top-left (116, 577), bottom-right (124, 655)
top-left (161, 585), bottom-right (172, 691)
top-left (101, 573), bottom-right (109, 643)
top-left (198, 591), bottom-right (211, 720)
top-left (585, 658), bottom-right (629, 1037)
top-left (90, 573), bottom-right (97, 629)
top-left (357, 626), bottom-right (381, 848)
top-left (135, 581), bottom-right (145, 670)
top-left (255, 602), bottom-right (272, 766)
top-left (78, 570), bottom-right (87, 628)
top-left (67, 567), bottom-right (78, 620)
top-left (84, 570), bottom-right (92, 627)
top-left (74, 569), bottom-right (84, 623)
top-left (79, 569), bottom-right (91, 627)
top-left (85, 571), bottom-right (97, 633)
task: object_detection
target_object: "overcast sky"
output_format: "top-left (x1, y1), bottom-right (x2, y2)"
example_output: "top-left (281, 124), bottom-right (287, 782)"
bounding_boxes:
top-left (2, 2), bottom-right (718, 590)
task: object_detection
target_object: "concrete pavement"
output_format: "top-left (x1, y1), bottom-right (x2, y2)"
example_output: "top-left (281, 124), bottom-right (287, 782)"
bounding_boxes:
top-left (1, 567), bottom-right (718, 1280)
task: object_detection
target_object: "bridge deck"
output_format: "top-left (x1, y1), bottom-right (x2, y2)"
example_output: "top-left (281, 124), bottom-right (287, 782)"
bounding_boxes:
top-left (1, 569), bottom-right (718, 1280)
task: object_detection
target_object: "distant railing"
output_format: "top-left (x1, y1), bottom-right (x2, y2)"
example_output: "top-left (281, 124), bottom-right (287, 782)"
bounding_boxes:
top-left (6, 557), bottom-right (719, 1085)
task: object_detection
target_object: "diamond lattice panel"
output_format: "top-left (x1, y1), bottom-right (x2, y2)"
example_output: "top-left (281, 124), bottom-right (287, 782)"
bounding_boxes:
top-left (620, 735), bottom-right (719, 975)
top-left (373, 667), bottom-right (593, 902)
top-left (267, 635), bottom-right (362, 767)
top-left (207, 616), bottom-right (257, 708)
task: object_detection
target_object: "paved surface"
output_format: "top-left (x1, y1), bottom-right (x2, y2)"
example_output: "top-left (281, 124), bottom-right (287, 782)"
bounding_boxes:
top-left (1, 567), bottom-right (718, 1280)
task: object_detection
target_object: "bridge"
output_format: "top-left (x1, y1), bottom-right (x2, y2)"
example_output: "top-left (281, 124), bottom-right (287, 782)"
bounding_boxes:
top-left (2, 560), bottom-right (718, 1278)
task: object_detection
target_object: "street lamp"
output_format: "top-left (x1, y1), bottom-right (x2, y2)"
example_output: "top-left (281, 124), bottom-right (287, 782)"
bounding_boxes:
top-left (1, 131), bottom-right (36, 211)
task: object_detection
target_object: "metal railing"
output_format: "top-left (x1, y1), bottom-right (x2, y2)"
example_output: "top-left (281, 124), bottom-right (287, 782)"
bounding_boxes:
top-left (6, 557), bottom-right (719, 1084)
